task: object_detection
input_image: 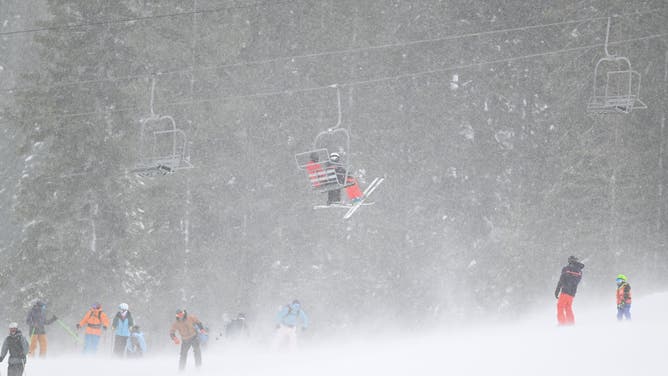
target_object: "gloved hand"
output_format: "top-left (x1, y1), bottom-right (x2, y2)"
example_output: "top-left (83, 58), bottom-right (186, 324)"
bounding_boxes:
top-left (172, 337), bottom-right (180, 345)
top-left (76, 324), bottom-right (81, 330)
top-left (554, 289), bottom-right (560, 299)
top-left (617, 303), bottom-right (625, 309)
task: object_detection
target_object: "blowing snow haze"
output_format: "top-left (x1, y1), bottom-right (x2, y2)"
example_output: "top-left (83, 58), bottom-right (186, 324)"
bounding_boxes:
top-left (0, 0), bottom-right (666, 360)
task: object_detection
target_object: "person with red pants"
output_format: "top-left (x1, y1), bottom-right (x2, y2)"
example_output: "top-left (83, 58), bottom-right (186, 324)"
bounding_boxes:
top-left (554, 256), bottom-right (584, 325)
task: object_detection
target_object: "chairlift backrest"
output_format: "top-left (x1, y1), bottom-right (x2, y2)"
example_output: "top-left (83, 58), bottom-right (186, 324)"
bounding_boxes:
top-left (295, 149), bottom-right (349, 192)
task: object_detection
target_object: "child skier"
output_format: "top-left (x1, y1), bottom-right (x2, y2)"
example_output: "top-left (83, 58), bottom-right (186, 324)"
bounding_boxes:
top-left (616, 274), bottom-right (632, 320)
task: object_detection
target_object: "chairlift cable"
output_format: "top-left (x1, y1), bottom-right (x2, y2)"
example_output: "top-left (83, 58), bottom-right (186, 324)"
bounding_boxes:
top-left (1, 8), bottom-right (662, 94)
top-left (2, 32), bottom-right (665, 125)
top-left (0, 0), bottom-right (297, 36)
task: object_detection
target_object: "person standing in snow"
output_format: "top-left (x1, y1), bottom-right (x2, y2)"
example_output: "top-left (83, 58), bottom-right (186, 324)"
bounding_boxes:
top-left (554, 256), bottom-right (584, 325)
top-left (76, 302), bottom-right (110, 354)
top-left (25, 300), bottom-right (57, 357)
top-left (225, 313), bottom-right (250, 340)
top-left (125, 325), bottom-right (146, 358)
top-left (0, 322), bottom-right (29, 376)
top-left (111, 302), bottom-right (134, 357)
top-left (170, 308), bottom-right (206, 370)
top-left (615, 274), bottom-right (632, 321)
top-left (272, 300), bottom-right (309, 350)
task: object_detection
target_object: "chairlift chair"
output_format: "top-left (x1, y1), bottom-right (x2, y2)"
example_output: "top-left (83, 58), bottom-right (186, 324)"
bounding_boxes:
top-left (586, 55), bottom-right (646, 114)
top-left (133, 78), bottom-right (193, 177)
top-left (586, 17), bottom-right (647, 114)
top-left (295, 85), bottom-right (355, 192)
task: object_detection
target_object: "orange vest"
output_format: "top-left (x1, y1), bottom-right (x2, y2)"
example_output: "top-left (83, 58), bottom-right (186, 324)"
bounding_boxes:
top-left (79, 308), bottom-right (110, 336)
top-left (616, 283), bottom-right (632, 305)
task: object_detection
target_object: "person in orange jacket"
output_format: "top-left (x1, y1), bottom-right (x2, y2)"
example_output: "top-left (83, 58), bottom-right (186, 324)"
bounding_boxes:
top-left (170, 309), bottom-right (206, 370)
top-left (76, 303), bottom-right (110, 354)
top-left (616, 274), bottom-right (632, 321)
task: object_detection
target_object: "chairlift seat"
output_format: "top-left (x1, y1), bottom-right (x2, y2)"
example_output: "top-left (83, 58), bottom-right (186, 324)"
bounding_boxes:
top-left (586, 57), bottom-right (647, 114)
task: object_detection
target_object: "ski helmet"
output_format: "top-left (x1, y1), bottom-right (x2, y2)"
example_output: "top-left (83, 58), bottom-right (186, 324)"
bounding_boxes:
top-left (8, 322), bottom-right (18, 330)
top-left (616, 274), bottom-right (627, 282)
top-left (329, 152), bottom-right (340, 162)
top-left (119, 303), bottom-right (129, 311)
top-left (175, 309), bottom-right (186, 319)
top-left (92, 302), bottom-right (101, 309)
top-left (567, 256), bottom-right (579, 264)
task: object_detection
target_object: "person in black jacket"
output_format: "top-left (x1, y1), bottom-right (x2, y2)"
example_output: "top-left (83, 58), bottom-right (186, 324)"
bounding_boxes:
top-left (25, 300), bottom-right (57, 357)
top-left (554, 256), bottom-right (585, 325)
top-left (225, 313), bottom-right (250, 340)
top-left (0, 322), bottom-right (29, 376)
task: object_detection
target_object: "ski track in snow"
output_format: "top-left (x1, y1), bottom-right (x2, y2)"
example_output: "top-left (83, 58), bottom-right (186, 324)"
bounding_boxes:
top-left (21, 293), bottom-right (666, 376)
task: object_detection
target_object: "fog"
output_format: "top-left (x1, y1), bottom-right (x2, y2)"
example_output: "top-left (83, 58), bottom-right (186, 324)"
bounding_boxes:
top-left (16, 292), bottom-right (666, 375)
top-left (0, 0), bottom-right (666, 367)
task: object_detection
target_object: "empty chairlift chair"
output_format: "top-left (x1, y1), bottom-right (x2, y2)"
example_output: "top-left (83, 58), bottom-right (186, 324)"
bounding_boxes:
top-left (586, 17), bottom-right (647, 114)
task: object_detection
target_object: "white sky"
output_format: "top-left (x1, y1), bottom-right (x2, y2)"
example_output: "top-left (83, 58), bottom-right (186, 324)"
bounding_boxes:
top-left (19, 292), bottom-right (666, 376)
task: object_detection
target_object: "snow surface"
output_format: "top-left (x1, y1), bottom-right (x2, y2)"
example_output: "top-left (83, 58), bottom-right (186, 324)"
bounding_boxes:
top-left (21, 293), bottom-right (666, 376)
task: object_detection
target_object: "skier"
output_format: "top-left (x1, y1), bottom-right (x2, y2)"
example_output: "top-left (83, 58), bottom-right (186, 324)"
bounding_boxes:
top-left (616, 274), bottom-right (632, 321)
top-left (25, 300), bottom-right (57, 357)
top-left (554, 256), bottom-right (584, 325)
top-left (170, 308), bottom-right (206, 370)
top-left (225, 313), bottom-right (250, 340)
top-left (0, 322), bottom-right (29, 376)
top-left (272, 300), bottom-right (309, 350)
top-left (76, 302), bottom-right (110, 354)
top-left (111, 302), bottom-right (134, 357)
top-left (326, 153), bottom-right (363, 205)
top-left (125, 325), bottom-right (146, 358)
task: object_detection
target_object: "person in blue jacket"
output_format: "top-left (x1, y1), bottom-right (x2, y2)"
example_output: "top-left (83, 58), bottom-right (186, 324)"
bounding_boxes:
top-left (111, 303), bottom-right (134, 357)
top-left (272, 300), bottom-right (309, 350)
top-left (125, 325), bottom-right (146, 358)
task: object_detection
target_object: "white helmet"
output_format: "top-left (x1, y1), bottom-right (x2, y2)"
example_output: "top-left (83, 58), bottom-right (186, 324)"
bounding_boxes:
top-left (329, 152), bottom-right (341, 162)
top-left (119, 303), bottom-right (129, 311)
top-left (8, 322), bottom-right (18, 329)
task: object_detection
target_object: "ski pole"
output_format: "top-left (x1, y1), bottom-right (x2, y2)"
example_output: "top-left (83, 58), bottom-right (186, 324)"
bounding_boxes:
top-left (28, 327), bottom-right (36, 356)
top-left (56, 319), bottom-right (82, 345)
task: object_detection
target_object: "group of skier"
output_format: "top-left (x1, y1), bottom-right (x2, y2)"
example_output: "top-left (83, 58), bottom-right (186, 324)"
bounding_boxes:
top-left (554, 255), bottom-right (633, 325)
top-left (75, 302), bottom-right (146, 357)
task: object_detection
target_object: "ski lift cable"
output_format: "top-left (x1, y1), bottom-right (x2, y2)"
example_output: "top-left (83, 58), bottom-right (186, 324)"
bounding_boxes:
top-left (0, 0), bottom-right (297, 37)
top-left (2, 32), bottom-right (665, 125)
top-left (2, 9), bottom-right (663, 94)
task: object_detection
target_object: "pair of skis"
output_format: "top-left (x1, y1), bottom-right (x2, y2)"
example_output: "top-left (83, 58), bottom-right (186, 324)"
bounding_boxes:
top-left (313, 177), bottom-right (384, 219)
